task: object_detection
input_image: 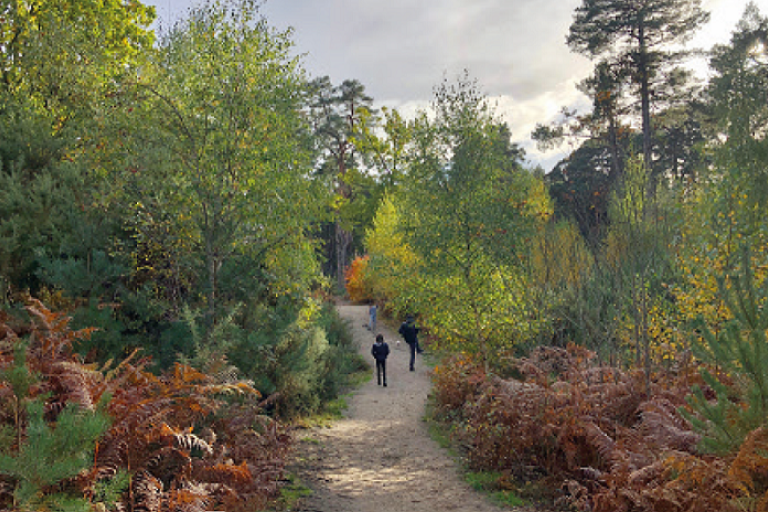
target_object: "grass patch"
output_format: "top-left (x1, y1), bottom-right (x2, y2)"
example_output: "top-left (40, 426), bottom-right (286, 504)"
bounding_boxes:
top-left (466, 471), bottom-right (526, 507)
top-left (348, 358), bottom-right (373, 387)
top-left (424, 386), bottom-right (461, 456)
top-left (466, 470), bottom-right (501, 491)
top-left (325, 395), bottom-right (351, 418)
top-left (425, 413), bottom-right (455, 454)
top-left (490, 489), bottom-right (526, 508)
top-left (294, 395), bottom-right (350, 428)
top-left (270, 473), bottom-right (312, 511)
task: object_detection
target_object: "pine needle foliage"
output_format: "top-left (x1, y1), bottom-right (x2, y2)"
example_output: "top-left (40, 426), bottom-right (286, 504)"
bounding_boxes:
top-left (682, 245), bottom-right (768, 455)
top-left (0, 399), bottom-right (110, 510)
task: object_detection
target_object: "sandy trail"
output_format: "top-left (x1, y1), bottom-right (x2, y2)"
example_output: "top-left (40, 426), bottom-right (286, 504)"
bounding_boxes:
top-left (290, 304), bottom-right (512, 512)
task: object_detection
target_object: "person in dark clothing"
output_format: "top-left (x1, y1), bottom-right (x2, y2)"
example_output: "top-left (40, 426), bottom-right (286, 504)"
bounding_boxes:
top-left (371, 334), bottom-right (390, 386)
top-left (398, 314), bottom-right (422, 371)
top-left (368, 303), bottom-right (377, 332)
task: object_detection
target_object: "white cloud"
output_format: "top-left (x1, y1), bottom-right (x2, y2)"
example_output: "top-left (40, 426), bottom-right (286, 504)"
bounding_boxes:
top-left (257, 0), bottom-right (595, 168)
top-left (150, 0), bottom-right (759, 169)
top-left (492, 76), bottom-right (592, 168)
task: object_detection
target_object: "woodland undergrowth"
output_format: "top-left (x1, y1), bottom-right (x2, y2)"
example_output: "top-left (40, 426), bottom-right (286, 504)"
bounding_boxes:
top-left (431, 345), bottom-right (768, 512)
top-left (0, 298), bottom-right (290, 512)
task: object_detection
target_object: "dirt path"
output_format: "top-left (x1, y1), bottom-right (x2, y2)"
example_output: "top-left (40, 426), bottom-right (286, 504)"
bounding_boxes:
top-left (289, 304), bottom-right (514, 512)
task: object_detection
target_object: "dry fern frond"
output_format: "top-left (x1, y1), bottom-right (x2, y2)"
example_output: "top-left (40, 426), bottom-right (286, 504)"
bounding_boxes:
top-left (556, 479), bottom-right (591, 511)
top-left (0, 324), bottom-right (18, 345)
top-left (166, 485), bottom-right (210, 512)
top-left (195, 461), bottom-right (252, 485)
top-left (163, 425), bottom-right (214, 456)
top-left (132, 470), bottom-right (163, 512)
top-left (145, 445), bottom-right (193, 487)
top-left (583, 421), bottom-right (617, 466)
top-left (0, 298), bottom-right (292, 512)
top-left (729, 427), bottom-right (768, 495)
top-left (638, 397), bottom-right (700, 453)
top-left (627, 457), bottom-right (666, 485)
top-left (490, 375), bottom-right (546, 402)
top-left (47, 360), bottom-right (105, 411)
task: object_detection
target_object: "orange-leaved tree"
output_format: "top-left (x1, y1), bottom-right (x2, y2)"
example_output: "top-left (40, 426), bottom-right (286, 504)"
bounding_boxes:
top-left (344, 255), bottom-right (372, 303)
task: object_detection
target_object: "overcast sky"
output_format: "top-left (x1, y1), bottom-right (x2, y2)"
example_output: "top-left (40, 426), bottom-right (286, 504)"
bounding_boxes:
top-left (148, 0), bottom-right (761, 170)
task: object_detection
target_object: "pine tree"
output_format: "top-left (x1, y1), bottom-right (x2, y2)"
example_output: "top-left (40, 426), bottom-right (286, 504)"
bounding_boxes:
top-left (567, 0), bottom-right (709, 173)
top-left (682, 246), bottom-right (768, 454)
top-left (0, 399), bottom-right (110, 511)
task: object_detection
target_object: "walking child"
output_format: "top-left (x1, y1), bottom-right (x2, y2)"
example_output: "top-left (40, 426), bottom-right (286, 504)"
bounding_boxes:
top-left (371, 334), bottom-right (390, 387)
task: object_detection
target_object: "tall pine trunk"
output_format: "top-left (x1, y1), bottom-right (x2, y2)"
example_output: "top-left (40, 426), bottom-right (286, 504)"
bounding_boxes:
top-left (638, 21), bottom-right (653, 178)
top-left (335, 220), bottom-right (352, 292)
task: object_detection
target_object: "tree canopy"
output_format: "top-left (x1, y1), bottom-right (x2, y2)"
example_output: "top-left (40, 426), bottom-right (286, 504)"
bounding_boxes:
top-left (567, 0), bottom-right (709, 171)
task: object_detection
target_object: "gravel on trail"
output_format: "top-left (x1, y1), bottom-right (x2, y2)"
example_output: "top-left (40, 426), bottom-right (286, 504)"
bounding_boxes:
top-left (288, 304), bottom-right (525, 512)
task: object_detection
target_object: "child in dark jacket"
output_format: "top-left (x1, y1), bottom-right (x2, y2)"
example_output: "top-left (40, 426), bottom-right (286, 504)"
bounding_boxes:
top-left (371, 334), bottom-right (390, 387)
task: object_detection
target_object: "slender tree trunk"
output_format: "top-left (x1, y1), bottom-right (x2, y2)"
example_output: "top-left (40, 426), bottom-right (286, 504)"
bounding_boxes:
top-left (608, 110), bottom-right (622, 177)
top-left (638, 21), bottom-right (654, 177)
top-left (206, 234), bottom-right (218, 343)
top-left (632, 274), bottom-right (641, 367)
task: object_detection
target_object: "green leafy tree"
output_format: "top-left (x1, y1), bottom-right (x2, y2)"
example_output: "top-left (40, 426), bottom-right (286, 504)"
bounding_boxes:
top-left (0, 0), bottom-right (155, 297)
top-left (132, 0), bottom-right (319, 342)
top-left (670, 5), bottom-right (768, 353)
top-left (567, 0), bottom-right (710, 173)
top-left (398, 73), bottom-right (551, 365)
top-left (603, 155), bottom-right (683, 386)
top-left (0, 0), bottom-right (154, 94)
top-left (606, 156), bottom-right (655, 374)
top-left (349, 106), bottom-right (415, 264)
top-left (364, 193), bottom-right (421, 317)
top-left (354, 106), bottom-right (413, 190)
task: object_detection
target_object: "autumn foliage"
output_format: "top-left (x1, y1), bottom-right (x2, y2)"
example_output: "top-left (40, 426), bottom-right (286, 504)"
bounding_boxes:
top-left (344, 255), bottom-right (372, 303)
top-left (431, 345), bottom-right (768, 511)
top-left (0, 299), bottom-right (289, 511)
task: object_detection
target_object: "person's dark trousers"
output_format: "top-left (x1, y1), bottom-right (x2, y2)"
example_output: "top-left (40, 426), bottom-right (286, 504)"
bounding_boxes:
top-left (408, 342), bottom-right (416, 371)
top-left (376, 360), bottom-right (387, 386)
